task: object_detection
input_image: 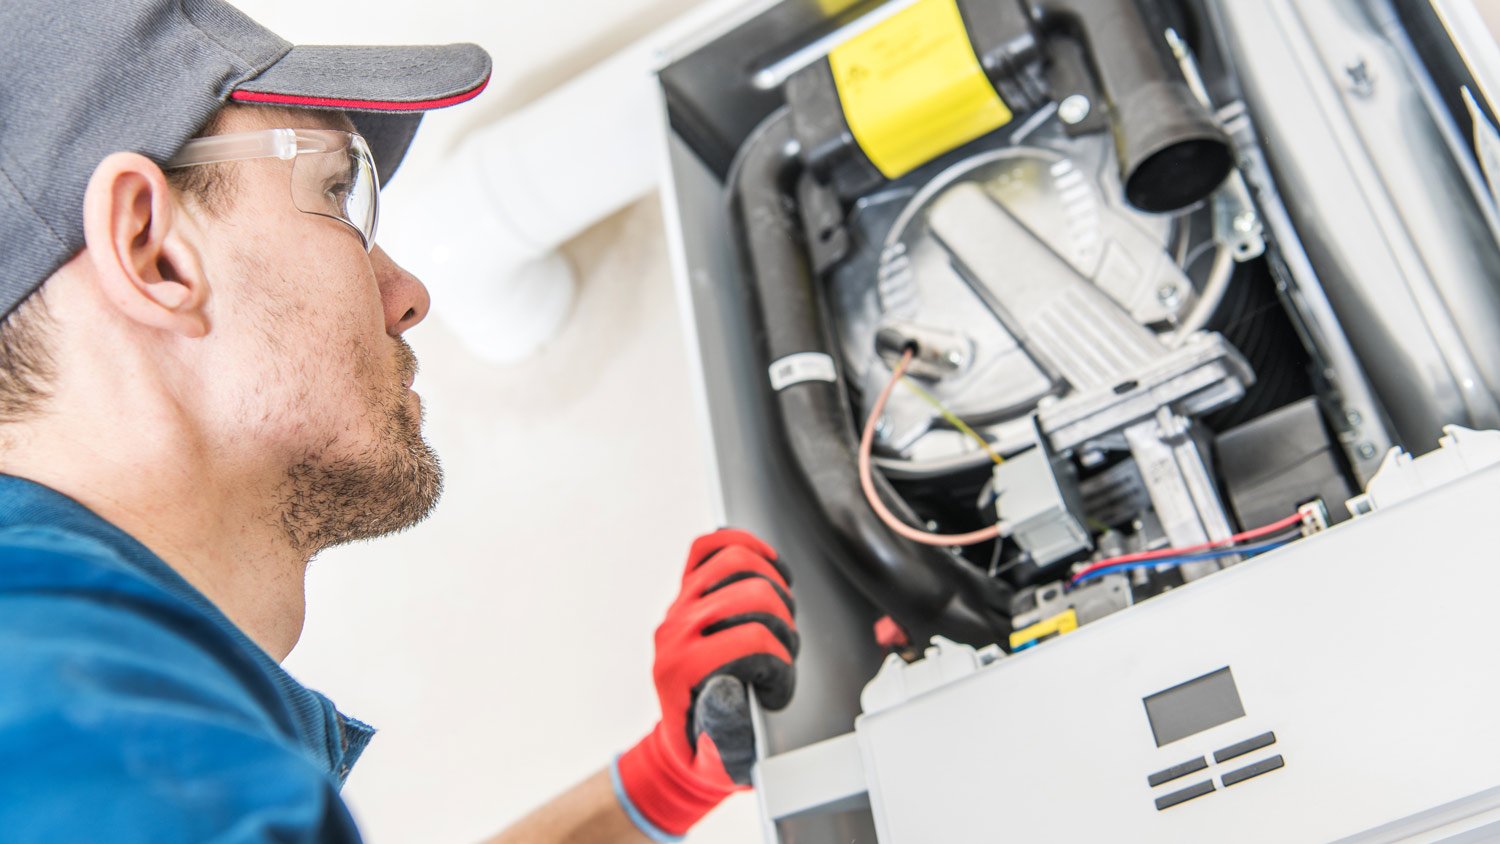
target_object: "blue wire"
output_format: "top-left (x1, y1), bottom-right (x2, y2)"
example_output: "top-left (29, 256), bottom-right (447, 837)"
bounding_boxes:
top-left (1071, 539), bottom-right (1293, 588)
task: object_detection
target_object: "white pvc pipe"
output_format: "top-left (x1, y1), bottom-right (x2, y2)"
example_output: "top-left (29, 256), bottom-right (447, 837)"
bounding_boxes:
top-left (381, 48), bottom-right (663, 363)
top-left (383, 0), bottom-right (769, 364)
top-left (469, 45), bottom-right (668, 252)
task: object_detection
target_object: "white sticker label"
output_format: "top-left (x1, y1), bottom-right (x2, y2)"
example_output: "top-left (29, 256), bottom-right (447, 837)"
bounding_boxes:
top-left (769, 353), bottom-right (838, 391)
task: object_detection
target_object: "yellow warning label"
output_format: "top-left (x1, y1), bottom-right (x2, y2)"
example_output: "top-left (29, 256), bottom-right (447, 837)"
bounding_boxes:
top-left (829, 0), bottom-right (1012, 179)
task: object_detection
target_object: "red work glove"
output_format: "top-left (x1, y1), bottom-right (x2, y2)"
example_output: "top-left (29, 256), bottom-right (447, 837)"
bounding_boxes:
top-left (613, 529), bottom-right (798, 840)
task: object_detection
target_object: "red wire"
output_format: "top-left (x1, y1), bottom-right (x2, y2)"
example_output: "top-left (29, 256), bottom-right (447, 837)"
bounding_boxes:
top-left (858, 349), bottom-right (1004, 547)
top-left (1070, 512), bottom-right (1305, 583)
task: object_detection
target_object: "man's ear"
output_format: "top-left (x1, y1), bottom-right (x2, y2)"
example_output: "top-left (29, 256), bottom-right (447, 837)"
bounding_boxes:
top-left (81, 152), bottom-right (210, 338)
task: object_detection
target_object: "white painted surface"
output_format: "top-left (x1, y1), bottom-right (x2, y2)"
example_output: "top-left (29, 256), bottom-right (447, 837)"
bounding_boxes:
top-left (855, 463), bottom-right (1500, 843)
top-left (227, 1), bottom-right (761, 840)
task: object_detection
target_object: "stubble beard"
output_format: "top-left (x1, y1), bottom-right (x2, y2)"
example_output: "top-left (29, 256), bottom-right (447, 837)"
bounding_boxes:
top-left (278, 337), bottom-right (444, 556)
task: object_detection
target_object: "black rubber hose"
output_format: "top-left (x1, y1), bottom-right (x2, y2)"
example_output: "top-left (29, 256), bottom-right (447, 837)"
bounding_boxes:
top-left (1029, 0), bottom-right (1233, 212)
top-left (728, 109), bottom-right (1012, 648)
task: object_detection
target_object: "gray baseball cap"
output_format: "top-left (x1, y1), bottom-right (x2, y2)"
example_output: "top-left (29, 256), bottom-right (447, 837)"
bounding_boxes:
top-left (0, 0), bottom-right (492, 319)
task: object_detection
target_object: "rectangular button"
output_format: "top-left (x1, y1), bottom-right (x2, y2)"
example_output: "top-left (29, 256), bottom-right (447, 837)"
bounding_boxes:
top-left (1222, 754), bottom-right (1285, 788)
top-left (1147, 756), bottom-right (1209, 788)
top-left (1214, 731), bottom-right (1276, 764)
top-left (1154, 779), bottom-right (1215, 811)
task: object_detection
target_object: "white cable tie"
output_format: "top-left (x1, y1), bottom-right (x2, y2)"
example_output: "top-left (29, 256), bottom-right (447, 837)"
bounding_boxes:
top-left (768, 352), bottom-right (837, 391)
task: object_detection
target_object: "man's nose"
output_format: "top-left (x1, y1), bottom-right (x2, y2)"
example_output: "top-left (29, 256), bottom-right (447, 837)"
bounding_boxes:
top-left (372, 245), bottom-right (431, 335)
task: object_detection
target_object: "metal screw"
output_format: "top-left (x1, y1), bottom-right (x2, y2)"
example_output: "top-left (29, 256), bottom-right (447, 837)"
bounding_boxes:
top-left (1357, 442), bottom-right (1378, 460)
top-left (1345, 410), bottom-right (1363, 427)
top-left (1157, 283), bottom-right (1182, 309)
top-left (1233, 210), bottom-right (1257, 233)
top-left (1058, 94), bottom-right (1091, 125)
top-left (944, 349), bottom-right (966, 369)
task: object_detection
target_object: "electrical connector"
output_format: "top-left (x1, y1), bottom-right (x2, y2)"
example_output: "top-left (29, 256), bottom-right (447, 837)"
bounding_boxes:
top-left (1298, 499), bottom-right (1330, 536)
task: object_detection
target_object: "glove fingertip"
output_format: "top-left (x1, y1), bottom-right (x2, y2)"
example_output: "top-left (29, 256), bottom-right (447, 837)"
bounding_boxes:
top-left (712, 653), bottom-right (797, 713)
top-left (756, 663), bottom-right (797, 712)
top-left (768, 555), bottom-right (792, 589)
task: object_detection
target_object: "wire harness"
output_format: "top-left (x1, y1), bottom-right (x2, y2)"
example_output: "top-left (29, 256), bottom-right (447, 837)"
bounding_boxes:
top-left (1069, 512), bottom-right (1307, 587)
top-left (859, 348), bottom-right (1004, 546)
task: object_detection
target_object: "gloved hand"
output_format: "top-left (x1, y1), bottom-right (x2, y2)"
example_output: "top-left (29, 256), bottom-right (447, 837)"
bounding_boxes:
top-left (614, 529), bottom-right (799, 840)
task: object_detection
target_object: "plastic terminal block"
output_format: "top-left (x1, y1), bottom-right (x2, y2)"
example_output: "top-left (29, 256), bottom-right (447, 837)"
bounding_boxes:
top-left (1347, 427), bottom-right (1500, 517)
top-left (1012, 573), bottom-right (1132, 633)
top-left (1009, 609), bottom-right (1078, 651)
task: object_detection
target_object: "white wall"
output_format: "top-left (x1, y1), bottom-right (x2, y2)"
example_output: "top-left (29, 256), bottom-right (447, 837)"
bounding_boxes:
top-left (232, 1), bottom-right (763, 841)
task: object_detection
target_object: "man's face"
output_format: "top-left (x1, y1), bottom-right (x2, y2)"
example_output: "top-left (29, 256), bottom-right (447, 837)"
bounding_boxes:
top-left (186, 105), bottom-right (441, 554)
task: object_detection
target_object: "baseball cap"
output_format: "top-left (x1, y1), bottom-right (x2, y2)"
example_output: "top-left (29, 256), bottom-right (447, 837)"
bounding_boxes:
top-left (0, 0), bottom-right (492, 319)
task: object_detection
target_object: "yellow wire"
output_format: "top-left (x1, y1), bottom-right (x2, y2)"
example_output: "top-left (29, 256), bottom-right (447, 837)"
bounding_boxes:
top-left (900, 376), bottom-right (1004, 465)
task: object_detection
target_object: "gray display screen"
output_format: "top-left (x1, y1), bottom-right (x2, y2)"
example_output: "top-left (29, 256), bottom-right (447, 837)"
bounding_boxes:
top-left (1143, 667), bottom-right (1246, 747)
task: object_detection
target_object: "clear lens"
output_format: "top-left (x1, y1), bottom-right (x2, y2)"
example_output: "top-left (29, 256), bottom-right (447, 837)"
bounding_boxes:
top-left (289, 131), bottom-right (380, 251)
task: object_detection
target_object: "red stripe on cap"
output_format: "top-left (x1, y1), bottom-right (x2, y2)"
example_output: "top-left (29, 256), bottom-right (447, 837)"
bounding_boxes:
top-left (230, 74), bottom-right (489, 112)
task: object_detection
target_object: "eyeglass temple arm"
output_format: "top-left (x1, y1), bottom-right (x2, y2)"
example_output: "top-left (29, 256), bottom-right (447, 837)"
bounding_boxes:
top-left (165, 128), bottom-right (300, 169)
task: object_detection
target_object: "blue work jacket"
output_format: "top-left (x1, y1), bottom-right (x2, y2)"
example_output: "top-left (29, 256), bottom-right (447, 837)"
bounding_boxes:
top-left (0, 474), bottom-right (370, 843)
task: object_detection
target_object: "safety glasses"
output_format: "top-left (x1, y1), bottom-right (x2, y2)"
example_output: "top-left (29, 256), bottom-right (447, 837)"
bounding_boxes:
top-left (165, 128), bottom-right (379, 251)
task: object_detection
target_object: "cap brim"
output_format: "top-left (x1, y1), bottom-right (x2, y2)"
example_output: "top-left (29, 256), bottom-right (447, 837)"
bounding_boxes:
top-left (229, 43), bottom-right (491, 185)
top-left (232, 43), bottom-right (491, 112)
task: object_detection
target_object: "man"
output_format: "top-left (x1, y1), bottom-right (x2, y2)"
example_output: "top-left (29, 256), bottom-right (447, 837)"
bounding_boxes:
top-left (0, 1), bottom-right (798, 842)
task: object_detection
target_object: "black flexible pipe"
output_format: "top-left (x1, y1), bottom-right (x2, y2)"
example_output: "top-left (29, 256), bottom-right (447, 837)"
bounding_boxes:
top-left (728, 109), bottom-right (1012, 647)
top-left (1029, 0), bottom-right (1233, 212)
